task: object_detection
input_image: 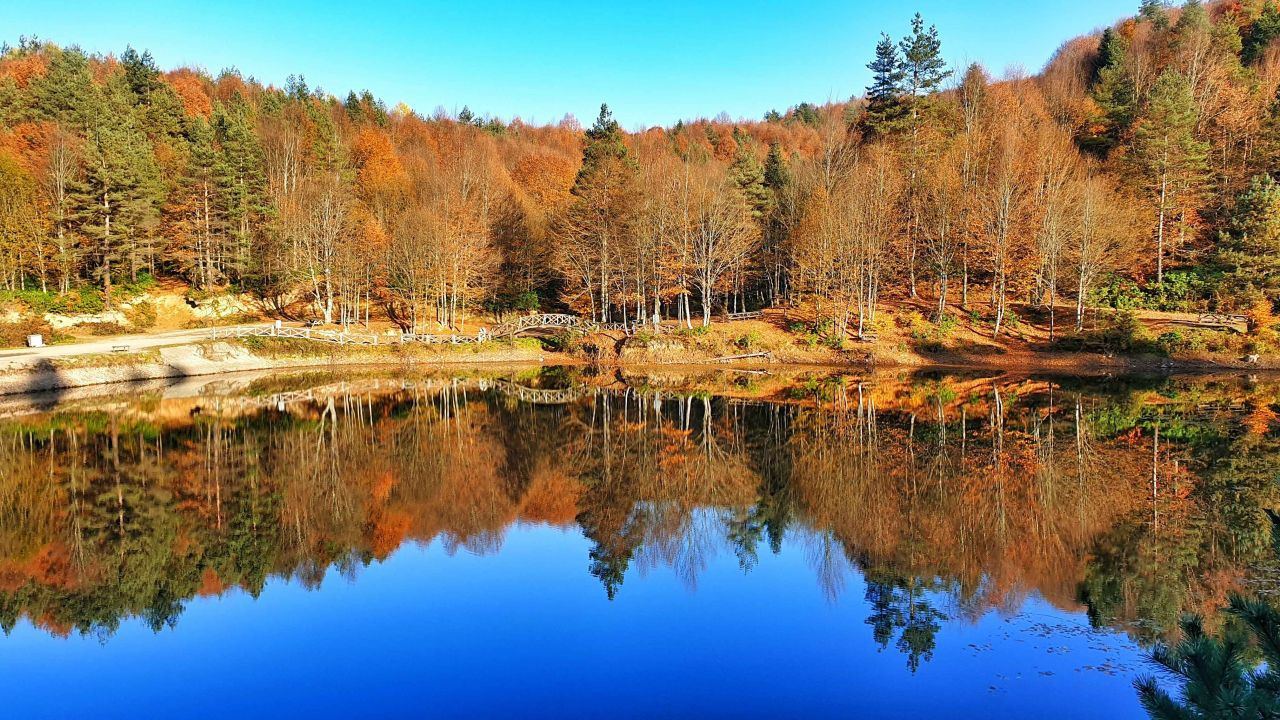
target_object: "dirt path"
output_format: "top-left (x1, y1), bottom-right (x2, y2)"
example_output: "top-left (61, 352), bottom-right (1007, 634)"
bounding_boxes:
top-left (0, 327), bottom-right (217, 363)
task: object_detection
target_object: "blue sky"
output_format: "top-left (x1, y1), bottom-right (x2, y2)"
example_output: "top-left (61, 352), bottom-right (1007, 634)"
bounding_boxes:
top-left (2, 0), bottom-right (1138, 129)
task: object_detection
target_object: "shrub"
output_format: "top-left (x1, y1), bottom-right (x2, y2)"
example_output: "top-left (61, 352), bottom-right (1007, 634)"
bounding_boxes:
top-left (0, 317), bottom-right (68, 348)
top-left (124, 300), bottom-right (158, 329)
top-left (511, 291), bottom-right (540, 311)
top-left (86, 322), bottom-right (130, 336)
top-left (1055, 310), bottom-right (1156, 354)
top-left (69, 287), bottom-right (105, 314)
top-left (1156, 331), bottom-right (1188, 355)
top-left (736, 330), bottom-right (762, 349)
top-left (936, 313), bottom-right (958, 336)
top-left (114, 272), bottom-right (156, 301)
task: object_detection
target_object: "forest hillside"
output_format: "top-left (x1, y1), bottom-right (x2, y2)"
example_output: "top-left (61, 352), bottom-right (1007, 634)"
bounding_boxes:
top-left (3, 1), bottom-right (1280, 360)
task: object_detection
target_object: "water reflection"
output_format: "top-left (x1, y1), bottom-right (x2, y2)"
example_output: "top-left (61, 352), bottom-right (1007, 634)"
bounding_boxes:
top-left (0, 368), bottom-right (1276, 669)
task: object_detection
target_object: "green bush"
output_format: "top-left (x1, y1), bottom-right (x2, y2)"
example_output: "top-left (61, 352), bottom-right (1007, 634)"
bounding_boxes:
top-left (114, 272), bottom-right (156, 301)
top-left (736, 330), bottom-right (762, 349)
top-left (1156, 331), bottom-right (1188, 355)
top-left (0, 286), bottom-right (111, 315)
top-left (68, 287), bottom-right (105, 314)
top-left (936, 313), bottom-right (958, 336)
top-left (1055, 310), bottom-right (1157, 354)
top-left (511, 291), bottom-right (540, 311)
top-left (1091, 270), bottom-right (1219, 312)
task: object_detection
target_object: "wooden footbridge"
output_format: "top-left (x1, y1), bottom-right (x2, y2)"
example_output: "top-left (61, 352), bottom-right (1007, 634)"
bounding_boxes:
top-left (488, 313), bottom-right (639, 338)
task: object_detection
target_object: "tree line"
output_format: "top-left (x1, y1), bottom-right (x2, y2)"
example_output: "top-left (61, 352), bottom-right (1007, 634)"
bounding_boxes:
top-left (3, 1), bottom-right (1280, 338)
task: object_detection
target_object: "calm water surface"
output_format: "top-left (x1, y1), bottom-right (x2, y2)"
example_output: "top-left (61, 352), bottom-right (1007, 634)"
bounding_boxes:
top-left (1, 368), bottom-right (1277, 718)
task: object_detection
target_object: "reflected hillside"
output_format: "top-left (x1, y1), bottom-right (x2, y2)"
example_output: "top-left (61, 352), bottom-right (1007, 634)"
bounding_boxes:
top-left (0, 369), bottom-right (1277, 658)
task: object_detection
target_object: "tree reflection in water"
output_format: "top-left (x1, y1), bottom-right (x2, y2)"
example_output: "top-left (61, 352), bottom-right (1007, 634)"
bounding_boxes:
top-left (0, 369), bottom-right (1277, 670)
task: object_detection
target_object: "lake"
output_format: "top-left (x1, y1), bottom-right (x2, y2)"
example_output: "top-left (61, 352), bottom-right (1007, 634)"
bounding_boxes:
top-left (1, 367), bottom-right (1276, 718)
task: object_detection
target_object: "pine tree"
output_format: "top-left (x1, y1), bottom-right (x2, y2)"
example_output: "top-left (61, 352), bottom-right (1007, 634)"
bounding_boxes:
top-left (120, 46), bottom-right (160, 97)
top-left (763, 143), bottom-right (791, 191)
top-left (72, 77), bottom-right (162, 308)
top-left (1138, 0), bottom-right (1170, 29)
top-left (1088, 27), bottom-right (1136, 155)
top-left (861, 33), bottom-right (907, 136)
top-left (562, 103), bottom-right (638, 321)
top-left (120, 45), bottom-right (184, 140)
top-left (1216, 174), bottom-right (1280, 309)
top-left (576, 103), bottom-right (629, 183)
top-left (1134, 595), bottom-right (1280, 720)
top-left (1244, 0), bottom-right (1280, 65)
top-left (30, 46), bottom-right (96, 127)
top-left (213, 99), bottom-right (268, 283)
top-left (899, 14), bottom-right (952, 101)
top-left (761, 142), bottom-right (793, 303)
top-left (790, 102), bottom-right (820, 126)
top-left (728, 141), bottom-right (769, 220)
top-left (1132, 69), bottom-right (1209, 287)
top-left (344, 91), bottom-right (363, 123)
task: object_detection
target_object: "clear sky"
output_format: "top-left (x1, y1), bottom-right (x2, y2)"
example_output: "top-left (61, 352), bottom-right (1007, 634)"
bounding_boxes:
top-left (2, 0), bottom-right (1139, 129)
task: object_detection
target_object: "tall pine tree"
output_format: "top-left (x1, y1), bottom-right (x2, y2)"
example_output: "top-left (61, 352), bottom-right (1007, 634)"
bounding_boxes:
top-left (861, 33), bottom-right (907, 137)
top-left (73, 76), bottom-right (162, 308)
top-left (1133, 69), bottom-right (1208, 287)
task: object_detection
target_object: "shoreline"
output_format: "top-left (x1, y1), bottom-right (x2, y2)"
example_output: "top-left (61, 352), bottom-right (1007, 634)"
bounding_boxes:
top-left (0, 336), bottom-right (1272, 398)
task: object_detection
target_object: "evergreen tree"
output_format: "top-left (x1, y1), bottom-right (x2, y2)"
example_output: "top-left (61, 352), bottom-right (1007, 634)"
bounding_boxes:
top-left (1088, 27), bottom-right (1136, 155)
top-left (1134, 595), bottom-right (1280, 720)
top-left (120, 45), bottom-right (184, 140)
top-left (563, 103), bottom-right (638, 321)
top-left (213, 99), bottom-right (269, 283)
top-left (729, 140), bottom-right (769, 220)
top-left (72, 77), bottom-right (163, 308)
top-left (576, 103), bottom-right (629, 183)
top-left (1133, 69), bottom-right (1209, 286)
top-left (1244, 0), bottom-right (1280, 65)
top-left (30, 46), bottom-right (96, 127)
top-left (360, 90), bottom-right (388, 126)
top-left (763, 142), bottom-right (791, 191)
top-left (171, 115), bottom-right (236, 289)
top-left (1216, 174), bottom-right (1280, 309)
top-left (120, 46), bottom-right (160, 98)
top-left (790, 101), bottom-right (820, 126)
top-left (344, 91), bottom-right (363, 122)
top-left (761, 142), bottom-right (793, 303)
top-left (1138, 0), bottom-right (1170, 30)
top-left (899, 13), bottom-right (952, 101)
top-left (861, 33), bottom-right (907, 136)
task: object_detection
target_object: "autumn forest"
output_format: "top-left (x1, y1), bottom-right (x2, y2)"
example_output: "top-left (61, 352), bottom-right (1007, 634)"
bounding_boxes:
top-left (3, 1), bottom-right (1280, 344)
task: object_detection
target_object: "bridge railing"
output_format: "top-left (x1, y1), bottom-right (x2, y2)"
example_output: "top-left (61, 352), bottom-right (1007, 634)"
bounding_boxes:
top-left (208, 324), bottom-right (382, 345)
top-left (1196, 313), bottom-right (1249, 328)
